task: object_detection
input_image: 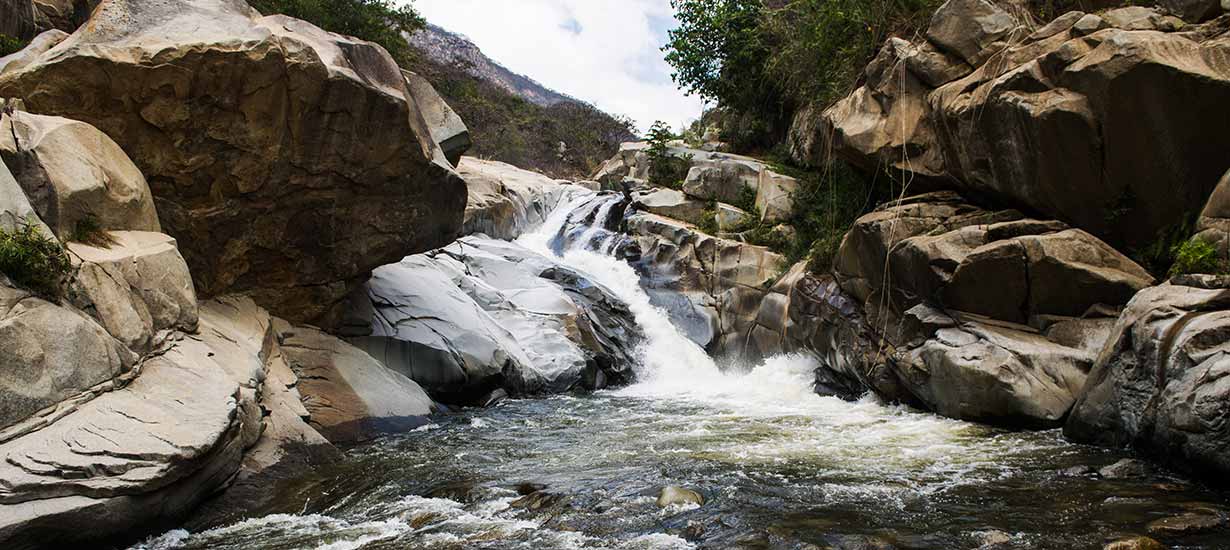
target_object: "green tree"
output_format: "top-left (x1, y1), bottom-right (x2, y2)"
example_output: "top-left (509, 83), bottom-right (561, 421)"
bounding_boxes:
top-left (646, 121), bottom-right (688, 188)
top-left (248, 0), bottom-right (424, 60)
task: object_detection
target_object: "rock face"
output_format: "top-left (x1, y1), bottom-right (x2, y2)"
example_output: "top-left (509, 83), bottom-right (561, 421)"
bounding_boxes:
top-left (638, 187), bottom-right (709, 226)
top-left (624, 212), bottom-right (786, 357)
top-left (1066, 277), bottom-right (1230, 479)
top-left (0, 0), bottom-right (468, 327)
top-left (0, 110), bottom-right (160, 239)
top-left (347, 237), bottom-right (642, 404)
top-left (797, 0), bottom-right (1230, 248)
top-left (460, 157), bottom-right (571, 240)
top-left (777, 192), bottom-right (1153, 427)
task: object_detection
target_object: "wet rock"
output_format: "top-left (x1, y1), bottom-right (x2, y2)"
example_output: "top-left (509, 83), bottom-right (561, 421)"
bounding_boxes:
top-left (974, 529), bottom-right (1013, 549)
top-left (1147, 512), bottom-right (1227, 536)
top-left (511, 490), bottom-right (570, 511)
top-left (1065, 281), bottom-right (1230, 481)
top-left (1059, 465), bottom-right (1098, 478)
top-left (1104, 536), bottom-right (1166, 550)
top-left (657, 486), bottom-right (704, 507)
top-left (515, 482), bottom-right (548, 496)
top-left (0, 0), bottom-right (468, 326)
top-left (1099, 459), bottom-right (1152, 480)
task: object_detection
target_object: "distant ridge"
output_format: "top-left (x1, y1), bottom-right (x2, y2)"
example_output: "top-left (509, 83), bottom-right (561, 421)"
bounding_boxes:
top-left (408, 23), bottom-right (575, 108)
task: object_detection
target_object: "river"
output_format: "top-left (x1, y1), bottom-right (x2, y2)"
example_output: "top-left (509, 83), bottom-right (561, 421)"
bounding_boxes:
top-left (134, 192), bottom-right (1230, 550)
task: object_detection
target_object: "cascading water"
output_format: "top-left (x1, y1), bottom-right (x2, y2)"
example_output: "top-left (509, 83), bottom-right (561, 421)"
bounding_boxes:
top-left (135, 190), bottom-right (1230, 550)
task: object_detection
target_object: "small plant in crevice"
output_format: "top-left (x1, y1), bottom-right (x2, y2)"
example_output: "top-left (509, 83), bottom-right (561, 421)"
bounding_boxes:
top-left (0, 219), bottom-right (73, 300)
top-left (69, 216), bottom-right (116, 248)
top-left (1169, 237), bottom-right (1228, 277)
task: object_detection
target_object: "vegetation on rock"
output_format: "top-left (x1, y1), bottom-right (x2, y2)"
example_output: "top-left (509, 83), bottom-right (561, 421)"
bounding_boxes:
top-left (69, 216), bottom-right (116, 248)
top-left (646, 121), bottom-right (690, 189)
top-left (0, 34), bottom-right (25, 57)
top-left (248, 0), bottom-right (424, 60)
top-left (1169, 237), bottom-right (1228, 277)
top-left (0, 219), bottom-right (73, 299)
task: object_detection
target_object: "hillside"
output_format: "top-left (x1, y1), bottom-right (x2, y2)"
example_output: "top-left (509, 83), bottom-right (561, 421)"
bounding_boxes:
top-left (404, 25), bottom-right (636, 180)
top-left (408, 24), bottom-right (574, 107)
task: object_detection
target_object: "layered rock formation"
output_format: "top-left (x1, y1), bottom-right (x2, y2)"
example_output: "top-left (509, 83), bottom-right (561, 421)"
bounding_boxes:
top-left (795, 0), bottom-right (1230, 248)
top-left (0, 0), bottom-right (468, 327)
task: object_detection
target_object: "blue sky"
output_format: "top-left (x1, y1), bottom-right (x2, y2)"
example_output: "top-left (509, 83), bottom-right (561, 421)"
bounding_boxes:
top-left (412, 0), bottom-right (707, 133)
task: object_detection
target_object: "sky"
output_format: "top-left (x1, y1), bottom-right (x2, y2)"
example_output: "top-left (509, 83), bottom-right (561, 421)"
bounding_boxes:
top-left (412, 0), bottom-right (707, 134)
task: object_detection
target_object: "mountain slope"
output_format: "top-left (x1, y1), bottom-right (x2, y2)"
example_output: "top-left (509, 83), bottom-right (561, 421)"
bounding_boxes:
top-left (409, 24), bottom-right (573, 107)
top-left (405, 24), bottom-right (635, 179)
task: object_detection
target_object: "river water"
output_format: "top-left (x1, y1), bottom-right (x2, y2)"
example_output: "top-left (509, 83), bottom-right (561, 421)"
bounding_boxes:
top-left (136, 192), bottom-right (1230, 550)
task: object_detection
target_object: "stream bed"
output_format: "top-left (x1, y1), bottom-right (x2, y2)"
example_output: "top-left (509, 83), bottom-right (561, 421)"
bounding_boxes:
top-left (136, 193), bottom-right (1230, 550)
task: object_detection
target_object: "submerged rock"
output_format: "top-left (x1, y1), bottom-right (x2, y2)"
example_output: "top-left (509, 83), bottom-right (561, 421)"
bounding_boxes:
top-left (657, 486), bottom-right (704, 507)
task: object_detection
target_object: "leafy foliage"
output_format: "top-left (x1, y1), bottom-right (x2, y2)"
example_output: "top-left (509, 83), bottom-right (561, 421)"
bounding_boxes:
top-left (0, 34), bottom-right (26, 57)
top-left (646, 121), bottom-right (690, 189)
top-left (0, 220), bottom-right (73, 299)
top-left (248, 0), bottom-right (425, 60)
top-left (1169, 237), bottom-right (1227, 277)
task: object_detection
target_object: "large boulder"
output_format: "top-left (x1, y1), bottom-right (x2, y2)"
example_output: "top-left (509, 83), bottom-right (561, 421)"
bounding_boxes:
top-left (346, 237), bottom-right (642, 402)
top-left (834, 192), bottom-right (1154, 324)
top-left (0, 0), bottom-right (40, 40)
top-left (404, 70), bottom-right (470, 167)
top-left (1159, 0), bottom-right (1226, 22)
top-left (68, 231), bottom-right (197, 353)
top-left (460, 157), bottom-right (570, 240)
top-left (638, 187), bottom-right (708, 226)
top-left (799, 192), bottom-right (1153, 427)
top-left (0, 0), bottom-right (468, 327)
top-left (281, 324), bottom-right (432, 444)
top-left (796, 2), bottom-right (1230, 249)
top-left (1066, 277), bottom-right (1230, 480)
top-left (0, 110), bottom-right (160, 239)
top-left (755, 169), bottom-right (798, 224)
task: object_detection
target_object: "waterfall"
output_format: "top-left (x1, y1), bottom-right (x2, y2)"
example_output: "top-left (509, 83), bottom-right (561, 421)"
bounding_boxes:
top-left (516, 190), bottom-right (821, 404)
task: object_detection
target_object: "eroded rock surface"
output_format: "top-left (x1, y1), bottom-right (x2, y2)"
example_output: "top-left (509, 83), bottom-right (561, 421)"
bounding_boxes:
top-left (1066, 277), bottom-right (1230, 479)
top-left (0, 0), bottom-right (468, 326)
top-left (461, 157), bottom-right (571, 240)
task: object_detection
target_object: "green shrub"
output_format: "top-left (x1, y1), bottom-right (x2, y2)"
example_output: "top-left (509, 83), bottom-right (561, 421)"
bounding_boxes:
top-left (248, 0), bottom-right (424, 61)
top-left (646, 121), bottom-right (690, 189)
top-left (0, 34), bottom-right (25, 57)
top-left (1169, 237), bottom-right (1227, 277)
top-left (0, 220), bottom-right (73, 299)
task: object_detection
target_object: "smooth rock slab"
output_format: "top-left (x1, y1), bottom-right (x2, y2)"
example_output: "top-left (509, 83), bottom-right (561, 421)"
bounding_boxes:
top-left (282, 324), bottom-right (432, 444)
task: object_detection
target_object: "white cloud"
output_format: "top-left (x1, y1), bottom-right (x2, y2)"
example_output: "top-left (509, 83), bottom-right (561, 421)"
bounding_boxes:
top-left (410, 0), bottom-right (707, 134)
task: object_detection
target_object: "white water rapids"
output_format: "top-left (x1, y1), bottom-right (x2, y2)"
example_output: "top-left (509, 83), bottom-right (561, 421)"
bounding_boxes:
top-left (135, 190), bottom-right (1229, 550)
